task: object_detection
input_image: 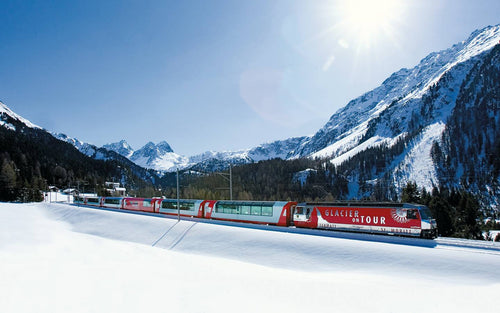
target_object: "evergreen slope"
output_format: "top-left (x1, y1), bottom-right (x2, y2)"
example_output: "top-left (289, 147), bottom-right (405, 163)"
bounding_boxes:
top-left (0, 103), bottom-right (159, 201)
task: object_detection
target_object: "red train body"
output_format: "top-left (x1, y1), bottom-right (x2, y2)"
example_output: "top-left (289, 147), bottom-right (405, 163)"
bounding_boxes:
top-left (293, 202), bottom-right (437, 238)
top-left (74, 196), bottom-right (437, 238)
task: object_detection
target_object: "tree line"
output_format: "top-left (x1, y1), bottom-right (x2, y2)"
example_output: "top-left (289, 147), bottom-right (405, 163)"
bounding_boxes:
top-left (401, 182), bottom-right (499, 240)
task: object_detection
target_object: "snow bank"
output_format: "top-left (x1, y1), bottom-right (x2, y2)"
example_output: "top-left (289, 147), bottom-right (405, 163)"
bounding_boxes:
top-left (1, 202), bottom-right (499, 313)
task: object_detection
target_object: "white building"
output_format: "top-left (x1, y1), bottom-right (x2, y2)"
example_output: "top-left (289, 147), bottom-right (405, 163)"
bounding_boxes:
top-left (105, 182), bottom-right (126, 197)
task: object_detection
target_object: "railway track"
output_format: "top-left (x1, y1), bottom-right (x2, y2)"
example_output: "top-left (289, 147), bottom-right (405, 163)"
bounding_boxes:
top-left (435, 237), bottom-right (500, 254)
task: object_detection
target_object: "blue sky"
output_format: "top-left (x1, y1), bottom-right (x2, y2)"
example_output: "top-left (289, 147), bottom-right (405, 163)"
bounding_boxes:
top-left (1, 0), bottom-right (499, 156)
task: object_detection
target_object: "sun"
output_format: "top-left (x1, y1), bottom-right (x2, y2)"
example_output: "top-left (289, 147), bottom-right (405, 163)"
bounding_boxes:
top-left (335, 0), bottom-right (405, 49)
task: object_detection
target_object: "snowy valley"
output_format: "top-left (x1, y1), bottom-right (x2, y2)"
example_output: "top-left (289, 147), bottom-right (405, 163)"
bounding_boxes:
top-left (1, 201), bottom-right (499, 313)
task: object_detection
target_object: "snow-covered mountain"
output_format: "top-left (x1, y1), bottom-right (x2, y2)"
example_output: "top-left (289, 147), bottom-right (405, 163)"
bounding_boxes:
top-left (52, 133), bottom-right (98, 157)
top-left (102, 136), bottom-right (309, 172)
top-left (178, 24), bottom-right (500, 201)
top-left (129, 141), bottom-right (189, 171)
top-left (185, 136), bottom-right (309, 172)
top-left (292, 24), bottom-right (500, 201)
top-left (102, 140), bottom-right (134, 159)
top-left (103, 140), bottom-right (190, 172)
top-left (296, 25), bottom-right (500, 160)
top-left (0, 101), bottom-right (42, 130)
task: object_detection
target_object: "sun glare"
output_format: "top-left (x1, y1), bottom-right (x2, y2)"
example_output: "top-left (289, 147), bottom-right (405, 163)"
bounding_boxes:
top-left (336, 0), bottom-right (404, 49)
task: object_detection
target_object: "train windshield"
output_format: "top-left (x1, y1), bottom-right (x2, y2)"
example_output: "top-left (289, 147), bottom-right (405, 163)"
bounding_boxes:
top-left (419, 206), bottom-right (433, 220)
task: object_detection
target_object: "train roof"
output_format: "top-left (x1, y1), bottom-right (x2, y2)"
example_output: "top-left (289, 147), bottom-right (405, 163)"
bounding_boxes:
top-left (299, 202), bottom-right (425, 209)
top-left (215, 200), bottom-right (293, 206)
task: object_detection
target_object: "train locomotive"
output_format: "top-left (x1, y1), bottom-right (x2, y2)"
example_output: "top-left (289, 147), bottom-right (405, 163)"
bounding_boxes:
top-left (74, 196), bottom-right (438, 238)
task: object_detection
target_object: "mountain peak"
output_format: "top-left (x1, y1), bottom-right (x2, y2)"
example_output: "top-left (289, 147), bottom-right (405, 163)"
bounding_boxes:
top-left (103, 140), bottom-right (134, 158)
top-left (127, 140), bottom-right (180, 170)
top-left (157, 141), bottom-right (174, 153)
top-left (139, 141), bottom-right (173, 154)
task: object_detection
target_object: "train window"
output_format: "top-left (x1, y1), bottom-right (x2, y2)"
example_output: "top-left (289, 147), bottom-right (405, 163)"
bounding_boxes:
top-left (221, 204), bottom-right (232, 214)
top-left (216, 203), bottom-right (236, 214)
top-left (162, 201), bottom-right (176, 209)
top-left (180, 202), bottom-right (195, 211)
top-left (241, 205), bottom-right (251, 215)
top-left (419, 207), bottom-right (432, 219)
top-left (105, 198), bottom-right (121, 205)
top-left (87, 198), bottom-right (99, 203)
top-left (407, 209), bottom-right (418, 219)
top-left (251, 206), bottom-right (262, 215)
top-left (295, 207), bottom-right (304, 215)
top-left (215, 202), bottom-right (274, 216)
top-left (261, 205), bottom-right (273, 216)
top-left (143, 200), bottom-right (151, 207)
top-left (162, 201), bottom-right (195, 211)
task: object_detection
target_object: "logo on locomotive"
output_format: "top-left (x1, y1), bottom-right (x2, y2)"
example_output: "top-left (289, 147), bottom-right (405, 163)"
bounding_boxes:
top-left (391, 209), bottom-right (409, 224)
top-left (325, 209), bottom-right (386, 225)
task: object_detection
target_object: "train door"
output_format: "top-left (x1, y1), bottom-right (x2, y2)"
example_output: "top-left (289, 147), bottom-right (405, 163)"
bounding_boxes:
top-left (198, 200), bottom-right (205, 218)
top-left (287, 204), bottom-right (295, 226)
top-left (293, 204), bottom-right (312, 228)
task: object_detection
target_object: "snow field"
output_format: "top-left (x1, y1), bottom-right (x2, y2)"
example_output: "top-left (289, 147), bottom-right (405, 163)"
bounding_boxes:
top-left (1, 202), bottom-right (499, 313)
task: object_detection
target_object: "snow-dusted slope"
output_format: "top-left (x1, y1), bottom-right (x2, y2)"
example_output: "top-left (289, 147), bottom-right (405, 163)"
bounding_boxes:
top-left (102, 140), bottom-right (134, 158)
top-left (290, 24), bottom-right (500, 196)
top-left (1, 202), bottom-right (499, 313)
top-left (0, 101), bottom-right (42, 130)
top-left (127, 141), bottom-right (188, 172)
top-left (185, 136), bottom-right (309, 171)
top-left (52, 132), bottom-right (97, 157)
top-left (300, 25), bottom-right (500, 160)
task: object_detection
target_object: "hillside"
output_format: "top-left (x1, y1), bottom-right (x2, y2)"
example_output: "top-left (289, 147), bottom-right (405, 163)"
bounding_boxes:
top-left (0, 101), bottom-right (159, 201)
top-left (292, 25), bottom-right (500, 204)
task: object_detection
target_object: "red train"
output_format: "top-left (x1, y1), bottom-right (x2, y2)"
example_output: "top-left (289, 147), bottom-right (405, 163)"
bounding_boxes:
top-left (74, 196), bottom-right (438, 238)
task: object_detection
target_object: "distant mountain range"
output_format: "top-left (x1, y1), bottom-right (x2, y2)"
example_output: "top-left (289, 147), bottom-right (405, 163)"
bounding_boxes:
top-left (2, 24), bottom-right (499, 205)
top-left (101, 136), bottom-right (308, 172)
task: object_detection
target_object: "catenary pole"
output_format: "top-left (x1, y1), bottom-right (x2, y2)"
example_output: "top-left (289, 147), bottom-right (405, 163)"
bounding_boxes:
top-left (229, 163), bottom-right (233, 200)
top-left (176, 168), bottom-right (180, 221)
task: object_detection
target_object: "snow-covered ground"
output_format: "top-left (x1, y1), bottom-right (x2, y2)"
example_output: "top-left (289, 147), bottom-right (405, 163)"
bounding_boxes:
top-left (1, 202), bottom-right (499, 313)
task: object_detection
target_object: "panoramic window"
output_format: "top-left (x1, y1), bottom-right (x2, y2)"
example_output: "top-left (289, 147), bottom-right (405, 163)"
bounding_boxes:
top-left (215, 202), bottom-right (274, 217)
top-left (162, 200), bottom-right (195, 211)
top-left (105, 198), bottom-right (120, 205)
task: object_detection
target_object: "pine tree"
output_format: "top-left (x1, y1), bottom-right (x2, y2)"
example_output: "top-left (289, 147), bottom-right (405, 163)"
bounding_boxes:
top-left (401, 182), bottom-right (421, 203)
